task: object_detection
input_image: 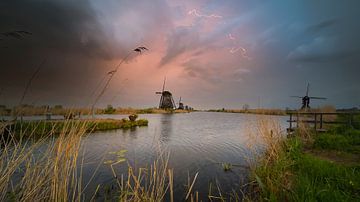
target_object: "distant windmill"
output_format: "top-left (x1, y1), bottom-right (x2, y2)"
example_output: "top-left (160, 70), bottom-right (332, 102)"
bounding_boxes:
top-left (291, 83), bottom-right (327, 110)
top-left (177, 97), bottom-right (184, 110)
top-left (156, 77), bottom-right (176, 109)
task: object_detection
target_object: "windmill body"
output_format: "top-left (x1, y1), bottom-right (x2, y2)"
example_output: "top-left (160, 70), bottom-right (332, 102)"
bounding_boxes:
top-left (178, 97), bottom-right (184, 110)
top-left (156, 78), bottom-right (176, 109)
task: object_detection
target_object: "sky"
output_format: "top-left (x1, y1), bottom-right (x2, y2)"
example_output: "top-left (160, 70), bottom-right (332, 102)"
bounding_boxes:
top-left (0, 0), bottom-right (359, 109)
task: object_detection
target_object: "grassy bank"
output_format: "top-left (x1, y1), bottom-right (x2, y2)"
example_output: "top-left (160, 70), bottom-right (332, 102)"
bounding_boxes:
top-left (250, 123), bottom-right (360, 201)
top-left (4, 118), bottom-right (148, 139)
top-left (0, 105), bottom-right (194, 116)
top-left (113, 107), bottom-right (193, 114)
top-left (208, 108), bottom-right (287, 116)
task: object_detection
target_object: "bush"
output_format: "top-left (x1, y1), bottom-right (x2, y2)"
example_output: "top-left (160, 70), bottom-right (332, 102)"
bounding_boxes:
top-left (104, 105), bottom-right (116, 114)
top-left (137, 119), bottom-right (148, 126)
top-left (128, 114), bottom-right (138, 121)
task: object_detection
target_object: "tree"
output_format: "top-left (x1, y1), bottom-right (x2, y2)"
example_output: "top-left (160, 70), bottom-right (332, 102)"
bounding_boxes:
top-left (243, 104), bottom-right (250, 111)
top-left (104, 105), bottom-right (116, 114)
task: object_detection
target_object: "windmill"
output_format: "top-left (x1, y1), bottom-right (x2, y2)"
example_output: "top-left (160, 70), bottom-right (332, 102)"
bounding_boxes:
top-left (291, 83), bottom-right (327, 110)
top-left (177, 97), bottom-right (184, 110)
top-left (156, 77), bottom-right (176, 109)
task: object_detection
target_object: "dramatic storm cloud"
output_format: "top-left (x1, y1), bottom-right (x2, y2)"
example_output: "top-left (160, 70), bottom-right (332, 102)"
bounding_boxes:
top-left (0, 0), bottom-right (359, 109)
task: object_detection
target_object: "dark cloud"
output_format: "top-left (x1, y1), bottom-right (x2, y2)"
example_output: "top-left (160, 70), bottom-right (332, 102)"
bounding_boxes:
top-left (307, 18), bottom-right (337, 33)
top-left (287, 36), bottom-right (360, 63)
top-left (288, 12), bottom-right (360, 64)
top-left (0, 0), bottom-right (124, 106)
top-left (0, 0), bottom-right (116, 59)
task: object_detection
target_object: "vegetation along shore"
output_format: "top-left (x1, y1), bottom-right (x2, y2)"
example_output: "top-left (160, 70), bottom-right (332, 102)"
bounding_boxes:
top-left (1, 116), bottom-right (148, 139)
top-left (248, 115), bottom-right (360, 201)
top-left (0, 104), bottom-right (193, 116)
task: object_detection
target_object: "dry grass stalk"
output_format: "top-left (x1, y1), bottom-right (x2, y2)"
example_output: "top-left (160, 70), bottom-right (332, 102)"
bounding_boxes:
top-left (110, 151), bottom-right (174, 202)
top-left (0, 116), bottom-right (89, 201)
top-left (243, 116), bottom-right (285, 168)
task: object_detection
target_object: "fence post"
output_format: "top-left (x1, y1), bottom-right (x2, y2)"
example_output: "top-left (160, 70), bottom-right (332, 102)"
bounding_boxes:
top-left (289, 113), bottom-right (292, 130)
top-left (314, 113), bottom-right (317, 130)
top-left (296, 113), bottom-right (299, 128)
top-left (320, 114), bottom-right (323, 129)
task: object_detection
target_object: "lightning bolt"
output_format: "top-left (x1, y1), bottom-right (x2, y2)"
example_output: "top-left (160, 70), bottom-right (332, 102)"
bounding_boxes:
top-left (228, 33), bottom-right (251, 60)
top-left (228, 33), bottom-right (236, 40)
top-left (188, 9), bottom-right (223, 19)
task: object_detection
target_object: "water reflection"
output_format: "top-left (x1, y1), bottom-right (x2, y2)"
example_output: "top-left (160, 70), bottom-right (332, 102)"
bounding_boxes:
top-left (159, 113), bottom-right (173, 142)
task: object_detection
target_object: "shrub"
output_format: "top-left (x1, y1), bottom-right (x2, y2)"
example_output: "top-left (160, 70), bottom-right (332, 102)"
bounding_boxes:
top-left (104, 105), bottom-right (116, 114)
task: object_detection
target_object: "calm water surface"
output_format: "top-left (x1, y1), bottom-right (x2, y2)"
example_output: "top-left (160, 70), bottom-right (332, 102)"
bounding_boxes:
top-left (77, 112), bottom-right (287, 201)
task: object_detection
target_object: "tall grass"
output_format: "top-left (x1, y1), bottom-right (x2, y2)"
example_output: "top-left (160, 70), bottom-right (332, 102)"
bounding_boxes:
top-left (244, 117), bottom-right (285, 168)
top-left (112, 152), bottom-right (174, 201)
top-left (1, 117), bottom-right (175, 201)
top-left (0, 118), bottom-right (88, 201)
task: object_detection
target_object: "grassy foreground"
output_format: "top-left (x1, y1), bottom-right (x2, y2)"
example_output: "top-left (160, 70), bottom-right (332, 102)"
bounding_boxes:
top-left (250, 124), bottom-right (360, 201)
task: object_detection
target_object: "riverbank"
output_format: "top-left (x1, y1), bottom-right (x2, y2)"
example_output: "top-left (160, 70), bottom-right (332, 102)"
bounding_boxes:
top-left (0, 105), bottom-right (193, 116)
top-left (208, 108), bottom-right (287, 116)
top-left (113, 108), bottom-right (193, 114)
top-left (250, 123), bottom-right (360, 201)
top-left (2, 118), bottom-right (148, 139)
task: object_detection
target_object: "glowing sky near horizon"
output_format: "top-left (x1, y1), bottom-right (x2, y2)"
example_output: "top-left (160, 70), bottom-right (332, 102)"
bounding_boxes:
top-left (0, 0), bottom-right (360, 109)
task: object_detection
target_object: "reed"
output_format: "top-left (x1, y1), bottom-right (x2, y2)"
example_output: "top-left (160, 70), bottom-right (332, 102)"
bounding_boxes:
top-left (109, 152), bottom-right (174, 201)
top-left (0, 117), bottom-right (89, 201)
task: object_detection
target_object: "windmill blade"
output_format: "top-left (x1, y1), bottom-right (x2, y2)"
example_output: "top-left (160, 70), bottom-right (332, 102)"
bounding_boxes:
top-left (162, 77), bottom-right (166, 92)
top-left (290, 96), bottom-right (303, 98)
top-left (309, 97), bottom-right (327, 100)
top-left (306, 83), bottom-right (310, 97)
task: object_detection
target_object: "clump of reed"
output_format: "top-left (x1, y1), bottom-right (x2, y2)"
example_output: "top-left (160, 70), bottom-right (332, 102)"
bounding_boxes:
top-left (0, 117), bottom-right (89, 201)
top-left (244, 117), bottom-right (285, 166)
top-left (243, 116), bottom-right (292, 200)
top-left (109, 152), bottom-right (175, 201)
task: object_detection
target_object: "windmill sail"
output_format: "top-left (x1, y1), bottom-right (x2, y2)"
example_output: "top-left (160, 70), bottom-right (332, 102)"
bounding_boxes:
top-left (290, 83), bottom-right (327, 110)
